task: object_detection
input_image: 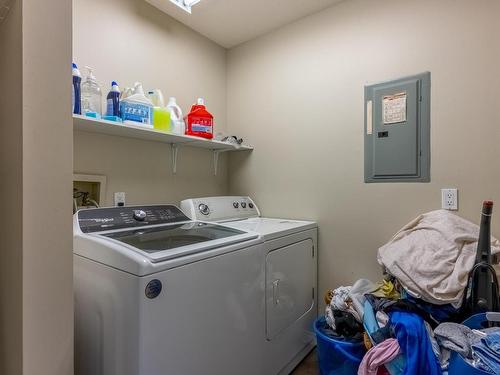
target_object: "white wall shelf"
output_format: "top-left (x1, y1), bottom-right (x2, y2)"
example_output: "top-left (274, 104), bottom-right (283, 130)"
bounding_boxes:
top-left (73, 115), bottom-right (252, 175)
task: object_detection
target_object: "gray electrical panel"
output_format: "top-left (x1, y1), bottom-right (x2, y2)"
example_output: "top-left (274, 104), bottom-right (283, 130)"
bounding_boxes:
top-left (364, 72), bottom-right (430, 182)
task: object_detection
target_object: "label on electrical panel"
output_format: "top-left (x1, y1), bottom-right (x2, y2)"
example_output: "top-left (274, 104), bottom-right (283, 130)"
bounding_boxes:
top-left (383, 92), bottom-right (407, 125)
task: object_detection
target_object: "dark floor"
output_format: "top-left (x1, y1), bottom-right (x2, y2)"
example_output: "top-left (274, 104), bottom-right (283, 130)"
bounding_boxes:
top-left (290, 349), bottom-right (319, 375)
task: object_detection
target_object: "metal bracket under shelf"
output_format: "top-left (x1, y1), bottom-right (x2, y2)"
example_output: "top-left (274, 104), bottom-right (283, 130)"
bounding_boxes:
top-left (212, 149), bottom-right (231, 176)
top-left (170, 144), bottom-right (241, 175)
top-left (171, 144), bottom-right (179, 174)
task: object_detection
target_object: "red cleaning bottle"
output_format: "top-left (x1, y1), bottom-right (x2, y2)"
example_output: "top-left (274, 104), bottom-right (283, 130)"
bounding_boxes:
top-left (185, 98), bottom-right (214, 139)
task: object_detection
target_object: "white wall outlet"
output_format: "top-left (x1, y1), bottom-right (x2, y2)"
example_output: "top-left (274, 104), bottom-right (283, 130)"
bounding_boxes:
top-left (114, 192), bottom-right (126, 207)
top-left (441, 188), bottom-right (458, 210)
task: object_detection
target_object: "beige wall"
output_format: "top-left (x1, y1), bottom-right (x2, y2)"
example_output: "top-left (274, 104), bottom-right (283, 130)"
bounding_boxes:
top-left (227, 0), bottom-right (500, 295)
top-left (73, 0), bottom-right (229, 206)
top-left (0, 0), bottom-right (73, 374)
top-left (0, 0), bottom-right (23, 373)
top-left (22, 0), bottom-right (74, 373)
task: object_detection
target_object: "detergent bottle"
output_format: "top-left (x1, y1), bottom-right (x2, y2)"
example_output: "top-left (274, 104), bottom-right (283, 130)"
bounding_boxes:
top-left (167, 97), bottom-right (185, 135)
top-left (120, 82), bottom-right (153, 126)
top-left (72, 63), bottom-right (82, 115)
top-left (105, 81), bottom-right (121, 118)
top-left (147, 89), bottom-right (171, 132)
top-left (120, 87), bottom-right (133, 101)
top-left (185, 98), bottom-right (213, 139)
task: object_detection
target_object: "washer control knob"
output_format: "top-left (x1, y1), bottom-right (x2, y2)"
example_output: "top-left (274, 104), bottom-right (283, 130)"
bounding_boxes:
top-left (198, 203), bottom-right (210, 216)
top-left (249, 203), bottom-right (254, 209)
top-left (241, 202), bottom-right (247, 208)
top-left (233, 202), bottom-right (239, 209)
top-left (133, 209), bottom-right (147, 221)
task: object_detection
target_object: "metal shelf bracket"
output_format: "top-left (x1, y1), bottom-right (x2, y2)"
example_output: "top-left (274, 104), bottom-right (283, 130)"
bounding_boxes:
top-left (213, 150), bottom-right (221, 176)
top-left (213, 150), bottom-right (232, 176)
top-left (171, 144), bottom-right (179, 174)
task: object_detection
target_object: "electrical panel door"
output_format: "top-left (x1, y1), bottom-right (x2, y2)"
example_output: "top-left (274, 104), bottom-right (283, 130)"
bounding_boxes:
top-left (364, 72), bottom-right (430, 182)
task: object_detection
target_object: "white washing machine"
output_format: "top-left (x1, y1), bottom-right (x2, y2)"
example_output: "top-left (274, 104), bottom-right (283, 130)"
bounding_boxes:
top-left (181, 196), bottom-right (318, 375)
top-left (73, 204), bottom-right (267, 375)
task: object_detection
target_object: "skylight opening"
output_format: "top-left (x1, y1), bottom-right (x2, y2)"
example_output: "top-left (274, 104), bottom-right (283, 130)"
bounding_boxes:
top-left (169, 0), bottom-right (201, 14)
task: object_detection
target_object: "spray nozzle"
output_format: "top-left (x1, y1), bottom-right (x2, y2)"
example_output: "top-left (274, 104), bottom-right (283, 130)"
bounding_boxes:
top-left (133, 82), bottom-right (145, 96)
top-left (84, 66), bottom-right (97, 81)
top-left (72, 63), bottom-right (81, 77)
top-left (197, 98), bottom-right (205, 106)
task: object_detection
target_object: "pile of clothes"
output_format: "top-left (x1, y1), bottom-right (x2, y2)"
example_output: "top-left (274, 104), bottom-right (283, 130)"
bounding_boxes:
top-left (323, 210), bottom-right (500, 375)
top-left (435, 322), bottom-right (500, 374)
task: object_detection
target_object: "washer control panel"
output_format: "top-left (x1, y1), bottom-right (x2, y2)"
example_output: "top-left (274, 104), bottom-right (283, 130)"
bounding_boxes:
top-left (180, 196), bottom-right (260, 222)
top-left (77, 205), bottom-right (190, 233)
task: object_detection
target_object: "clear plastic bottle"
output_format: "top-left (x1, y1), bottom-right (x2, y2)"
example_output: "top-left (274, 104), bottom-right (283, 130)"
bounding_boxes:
top-left (81, 66), bottom-right (102, 118)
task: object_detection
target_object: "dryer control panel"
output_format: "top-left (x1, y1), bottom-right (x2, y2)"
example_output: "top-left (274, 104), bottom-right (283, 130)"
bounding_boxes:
top-left (77, 205), bottom-right (190, 233)
top-left (180, 196), bottom-right (260, 222)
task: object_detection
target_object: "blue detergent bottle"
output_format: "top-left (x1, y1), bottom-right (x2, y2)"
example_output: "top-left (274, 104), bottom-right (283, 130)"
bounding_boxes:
top-left (72, 63), bottom-right (82, 114)
top-left (106, 81), bottom-right (120, 117)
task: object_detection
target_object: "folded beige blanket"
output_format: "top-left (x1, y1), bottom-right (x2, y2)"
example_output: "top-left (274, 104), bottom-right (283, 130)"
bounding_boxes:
top-left (377, 209), bottom-right (500, 307)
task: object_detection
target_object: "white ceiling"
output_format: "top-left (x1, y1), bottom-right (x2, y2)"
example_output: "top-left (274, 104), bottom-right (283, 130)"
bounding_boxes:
top-left (145, 0), bottom-right (344, 48)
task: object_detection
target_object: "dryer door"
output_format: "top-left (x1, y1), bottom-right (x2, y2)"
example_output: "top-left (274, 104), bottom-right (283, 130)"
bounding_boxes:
top-left (266, 239), bottom-right (315, 340)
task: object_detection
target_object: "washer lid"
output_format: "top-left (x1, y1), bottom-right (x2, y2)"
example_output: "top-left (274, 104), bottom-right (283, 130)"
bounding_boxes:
top-left (98, 221), bottom-right (257, 263)
top-left (222, 218), bottom-right (317, 241)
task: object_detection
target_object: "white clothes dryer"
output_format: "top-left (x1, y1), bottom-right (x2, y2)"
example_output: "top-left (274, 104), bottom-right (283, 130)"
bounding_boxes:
top-left (181, 196), bottom-right (318, 375)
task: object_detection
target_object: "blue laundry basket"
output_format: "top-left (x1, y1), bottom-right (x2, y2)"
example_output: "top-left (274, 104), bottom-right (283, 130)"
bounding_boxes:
top-left (448, 313), bottom-right (497, 375)
top-left (314, 316), bottom-right (366, 375)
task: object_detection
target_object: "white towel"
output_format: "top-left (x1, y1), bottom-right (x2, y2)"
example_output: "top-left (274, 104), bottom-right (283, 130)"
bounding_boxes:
top-left (349, 279), bottom-right (377, 321)
top-left (330, 286), bottom-right (362, 322)
top-left (326, 280), bottom-right (375, 329)
top-left (377, 209), bottom-right (500, 307)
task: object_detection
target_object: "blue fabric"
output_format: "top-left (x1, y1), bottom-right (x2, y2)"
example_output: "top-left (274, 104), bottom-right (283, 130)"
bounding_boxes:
top-left (365, 294), bottom-right (398, 311)
top-left (484, 331), bottom-right (500, 353)
top-left (389, 311), bottom-right (442, 375)
top-left (471, 331), bottom-right (500, 374)
top-left (405, 294), bottom-right (459, 323)
top-left (371, 325), bottom-right (393, 344)
top-left (363, 300), bottom-right (379, 335)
